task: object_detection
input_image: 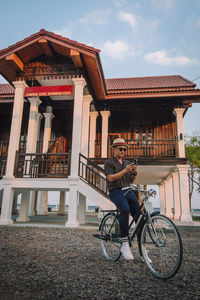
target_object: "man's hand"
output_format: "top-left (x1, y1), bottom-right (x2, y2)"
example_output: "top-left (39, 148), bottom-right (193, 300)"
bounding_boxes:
top-left (124, 163), bottom-right (137, 174)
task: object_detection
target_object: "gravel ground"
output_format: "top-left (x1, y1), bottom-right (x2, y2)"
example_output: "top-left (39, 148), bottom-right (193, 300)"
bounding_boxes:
top-left (0, 226), bottom-right (199, 300)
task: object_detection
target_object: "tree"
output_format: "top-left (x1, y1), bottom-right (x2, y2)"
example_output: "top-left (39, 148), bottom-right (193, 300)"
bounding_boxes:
top-left (185, 135), bottom-right (200, 209)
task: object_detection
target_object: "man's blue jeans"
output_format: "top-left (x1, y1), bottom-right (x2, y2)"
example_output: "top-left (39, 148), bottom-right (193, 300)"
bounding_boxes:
top-left (109, 188), bottom-right (141, 238)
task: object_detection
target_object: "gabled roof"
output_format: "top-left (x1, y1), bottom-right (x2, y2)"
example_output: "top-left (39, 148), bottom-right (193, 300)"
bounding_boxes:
top-left (0, 29), bottom-right (106, 100)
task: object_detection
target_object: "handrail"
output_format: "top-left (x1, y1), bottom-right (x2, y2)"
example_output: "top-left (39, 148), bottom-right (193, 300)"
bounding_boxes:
top-left (79, 153), bottom-right (109, 199)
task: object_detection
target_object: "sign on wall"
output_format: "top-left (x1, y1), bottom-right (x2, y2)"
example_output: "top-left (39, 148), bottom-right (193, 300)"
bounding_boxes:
top-left (24, 85), bottom-right (73, 97)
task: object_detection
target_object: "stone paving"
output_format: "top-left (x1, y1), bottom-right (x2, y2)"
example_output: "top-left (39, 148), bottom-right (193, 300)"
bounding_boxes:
top-left (0, 225), bottom-right (199, 300)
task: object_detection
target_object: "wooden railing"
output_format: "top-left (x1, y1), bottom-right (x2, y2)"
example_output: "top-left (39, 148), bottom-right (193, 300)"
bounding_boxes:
top-left (79, 153), bottom-right (109, 198)
top-left (0, 158), bottom-right (6, 179)
top-left (14, 152), bottom-right (71, 178)
top-left (0, 141), bottom-right (9, 158)
top-left (103, 138), bottom-right (176, 158)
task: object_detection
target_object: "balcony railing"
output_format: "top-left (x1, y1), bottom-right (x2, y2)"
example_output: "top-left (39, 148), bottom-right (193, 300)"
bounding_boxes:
top-left (95, 138), bottom-right (176, 158)
top-left (0, 158), bottom-right (6, 179)
top-left (14, 152), bottom-right (71, 178)
top-left (0, 141), bottom-right (9, 158)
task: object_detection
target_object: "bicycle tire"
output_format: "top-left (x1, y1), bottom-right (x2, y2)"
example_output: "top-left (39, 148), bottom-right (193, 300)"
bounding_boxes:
top-left (100, 213), bottom-right (121, 261)
top-left (140, 214), bottom-right (183, 279)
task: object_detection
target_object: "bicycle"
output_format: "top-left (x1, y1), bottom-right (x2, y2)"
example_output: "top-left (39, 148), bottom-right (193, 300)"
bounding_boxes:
top-left (96, 184), bottom-right (183, 279)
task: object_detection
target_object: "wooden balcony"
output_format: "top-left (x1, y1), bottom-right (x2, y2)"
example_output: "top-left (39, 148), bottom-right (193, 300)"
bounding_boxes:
top-left (95, 138), bottom-right (176, 158)
top-left (14, 152), bottom-right (71, 178)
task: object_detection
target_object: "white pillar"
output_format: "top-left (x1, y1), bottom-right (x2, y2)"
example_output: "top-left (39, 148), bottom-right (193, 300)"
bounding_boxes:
top-left (164, 177), bottom-right (173, 219)
top-left (177, 165), bottom-right (192, 222)
top-left (26, 97), bottom-right (41, 153)
top-left (37, 107), bottom-right (54, 215)
top-left (28, 191), bottom-right (36, 216)
top-left (100, 111), bottom-right (110, 158)
top-left (78, 192), bottom-right (86, 225)
top-left (89, 111), bottom-right (98, 158)
top-left (158, 183), bottom-right (165, 215)
top-left (5, 81), bottom-right (27, 177)
top-left (65, 179), bottom-right (79, 227)
top-left (70, 78), bottom-right (86, 176)
top-left (173, 108), bottom-right (185, 158)
top-left (16, 190), bottom-right (30, 222)
top-left (172, 170), bottom-right (181, 220)
top-left (43, 106), bottom-right (55, 153)
top-left (58, 191), bottom-right (66, 215)
top-left (0, 183), bottom-right (14, 225)
top-left (81, 95), bottom-right (92, 156)
top-left (36, 191), bottom-right (48, 215)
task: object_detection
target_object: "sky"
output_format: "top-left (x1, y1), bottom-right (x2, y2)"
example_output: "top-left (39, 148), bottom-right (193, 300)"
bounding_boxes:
top-left (0, 0), bottom-right (199, 206)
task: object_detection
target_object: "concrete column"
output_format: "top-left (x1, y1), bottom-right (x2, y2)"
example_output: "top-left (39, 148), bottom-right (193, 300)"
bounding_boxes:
top-left (177, 164), bottom-right (192, 222)
top-left (65, 179), bottom-right (79, 227)
top-left (81, 95), bottom-right (92, 156)
top-left (164, 177), bottom-right (173, 219)
top-left (5, 81), bottom-right (27, 177)
top-left (158, 183), bottom-right (165, 215)
top-left (100, 111), bottom-right (111, 158)
top-left (78, 192), bottom-right (86, 225)
top-left (70, 78), bottom-right (86, 176)
top-left (0, 183), bottom-right (14, 224)
top-left (16, 190), bottom-right (30, 222)
top-left (89, 111), bottom-right (99, 158)
top-left (28, 191), bottom-right (36, 216)
top-left (36, 191), bottom-right (48, 215)
top-left (172, 170), bottom-right (181, 220)
top-left (43, 106), bottom-right (55, 153)
top-left (58, 191), bottom-right (66, 215)
top-left (173, 108), bottom-right (185, 158)
top-left (38, 107), bottom-right (54, 216)
top-left (26, 97), bottom-right (41, 153)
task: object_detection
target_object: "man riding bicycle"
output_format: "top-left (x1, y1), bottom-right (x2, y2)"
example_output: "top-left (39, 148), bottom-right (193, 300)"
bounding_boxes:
top-left (104, 138), bottom-right (141, 260)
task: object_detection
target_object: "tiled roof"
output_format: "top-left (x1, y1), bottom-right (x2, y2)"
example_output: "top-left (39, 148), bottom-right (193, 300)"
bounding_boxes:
top-left (105, 75), bottom-right (195, 91)
top-left (0, 84), bottom-right (14, 98)
top-left (0, 74), bottom-right (196, 99)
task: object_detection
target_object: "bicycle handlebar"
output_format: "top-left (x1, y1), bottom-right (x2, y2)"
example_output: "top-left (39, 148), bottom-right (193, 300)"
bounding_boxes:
top-left (122, 184), bottom-right (156, 198)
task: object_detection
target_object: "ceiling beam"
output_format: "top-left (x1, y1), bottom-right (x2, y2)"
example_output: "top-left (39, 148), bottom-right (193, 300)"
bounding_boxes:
top-left (5, 53), bottom-right (24, 71)
top-left (70, 49), bottom-right (83, 68)
top-left (39, 39), bottom-right (53, 56)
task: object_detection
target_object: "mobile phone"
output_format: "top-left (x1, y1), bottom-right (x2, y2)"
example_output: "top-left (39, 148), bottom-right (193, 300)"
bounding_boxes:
top-left (132, 158), bottom-right (138, 165)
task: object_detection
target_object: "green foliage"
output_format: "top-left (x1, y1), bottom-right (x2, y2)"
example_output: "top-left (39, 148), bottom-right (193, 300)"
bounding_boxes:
top-left (185, 136), bottom-right (200, 168)
top-left (185, 135), bottom-right (200, 207)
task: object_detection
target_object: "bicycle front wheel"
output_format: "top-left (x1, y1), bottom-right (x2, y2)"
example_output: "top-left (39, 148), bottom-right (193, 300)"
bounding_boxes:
top-left (140, 214), bottom-right (182, 279)
top-left (100, 213), bottom-right (121, 261)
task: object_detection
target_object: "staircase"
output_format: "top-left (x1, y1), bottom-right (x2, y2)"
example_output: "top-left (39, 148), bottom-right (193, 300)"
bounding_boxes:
top-left (78, 154), bottom-right (114, 210)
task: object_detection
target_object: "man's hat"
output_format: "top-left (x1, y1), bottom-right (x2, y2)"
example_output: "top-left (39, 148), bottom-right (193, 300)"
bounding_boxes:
top-left (112, 138), bottom-right (128, 147)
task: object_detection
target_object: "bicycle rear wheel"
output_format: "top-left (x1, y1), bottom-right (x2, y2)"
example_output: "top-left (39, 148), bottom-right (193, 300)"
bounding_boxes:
top-left (100, 213), bottom-right (121, 261)
top-left (140, 214), bottom-right (182, 279)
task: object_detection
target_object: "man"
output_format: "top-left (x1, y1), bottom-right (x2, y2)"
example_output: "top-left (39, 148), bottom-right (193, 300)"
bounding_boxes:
top-left (104, 138), bottom-right (141, 260)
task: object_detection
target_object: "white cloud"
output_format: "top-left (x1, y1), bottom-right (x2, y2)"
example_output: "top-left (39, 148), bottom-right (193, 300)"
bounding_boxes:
top-left (118, 11), bottom-right (137, 29)
top-left (54, 26), bottom-right (72, 38)
top-left (144, 50), bottom-right (200, 66)
top-left (80, 9), bottom-right (111, 26)
top-left (148, 19), bottom-right (161, 30)
top-left (102, 40), bottom-right (131, 60)
top-left (151, 0), bottom-right (178, 10)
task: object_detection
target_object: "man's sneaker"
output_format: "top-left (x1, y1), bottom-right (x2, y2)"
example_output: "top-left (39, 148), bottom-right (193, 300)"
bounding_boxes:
top-left (121, 241), bottom-right (134, 260)
top-left (136, 248), bottom-right (152, 264)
